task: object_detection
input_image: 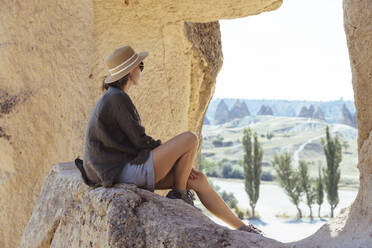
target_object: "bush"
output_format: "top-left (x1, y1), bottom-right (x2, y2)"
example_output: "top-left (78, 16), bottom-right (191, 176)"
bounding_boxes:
top-left (222, 141), bottom-right (233, 147)
top-left (222, 164), bottom-right (232, 178)
top-left (213, 135), bottom-right (224, 147)
top-left (234, 206), bottom-right (245, 219)
top-left (212, 140), bottom-right (224, 147)
top-left (261, 170), bottom-right (275, 181)
top-left (221, 164), bottom-right (244, 179)
top-left (220, 190), bottom-right (238, 209)
top-left (266, 132), bottom-right (274, 140)
top-left (229, 167), bottom-right (244, 179)
top-left (199, 156), bottom-right (218, 175)
top-left (206, 166), bottom-right (223, 178)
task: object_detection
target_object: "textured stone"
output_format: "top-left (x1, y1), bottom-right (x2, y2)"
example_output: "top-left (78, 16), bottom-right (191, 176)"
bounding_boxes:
top-left (20, 162), bottom-right (285, 248)
top-left (0, 1), bottom-right (283, 247)
top-left (214, 99), bottom-right (230, 124)
top-left (257, 105), bottom-right (273, 115)
top-left (228, 100), bottom-right (251, 121)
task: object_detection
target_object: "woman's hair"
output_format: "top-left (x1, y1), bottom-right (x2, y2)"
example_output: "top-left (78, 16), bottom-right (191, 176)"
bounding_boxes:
top-left (102, 73), bottom-right (130, 91)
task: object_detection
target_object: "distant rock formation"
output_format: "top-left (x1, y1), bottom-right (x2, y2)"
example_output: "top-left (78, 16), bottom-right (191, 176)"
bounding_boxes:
top-left (214, 99), bottom-right (230, 124)
top-left (257, 105), bottom-right (273, 115)
top-left (339, 104), bottom-right (357, 128)
top-left (203, 115), bottom-right (210, 125)
top-left (228, 99), bottom-right (250, 121)
top-left (313, 106), bottom-right (326, 121)
top-left (298, 105), bottom-right (315, 118)
top-left (297, 104), bottom-right (325, 120)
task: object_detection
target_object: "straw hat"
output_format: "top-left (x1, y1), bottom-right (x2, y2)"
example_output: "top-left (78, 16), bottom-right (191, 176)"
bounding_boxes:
top-left (104, 45), bottom-right (148, 84)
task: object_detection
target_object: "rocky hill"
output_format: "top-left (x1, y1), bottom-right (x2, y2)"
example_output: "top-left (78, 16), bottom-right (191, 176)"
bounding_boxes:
top-left (228, 100), bottom-right (250, 121)
top-left (207, 98), bottom-right (356, 125)
top-left (257, 105), bottom-right (274, 115)
top-left (339, 104), bottom-right (357, 128)
top-left (214, 99), bottom-right (230, 124)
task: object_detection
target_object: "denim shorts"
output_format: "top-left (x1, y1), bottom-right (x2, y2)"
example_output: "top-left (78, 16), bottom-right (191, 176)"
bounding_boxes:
top-left (117, 151), bottom-right (155, 192)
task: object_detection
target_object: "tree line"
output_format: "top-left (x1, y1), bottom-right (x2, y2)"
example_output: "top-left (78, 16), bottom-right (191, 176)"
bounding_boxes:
top-left (242, 125), bottom-right (342, 219)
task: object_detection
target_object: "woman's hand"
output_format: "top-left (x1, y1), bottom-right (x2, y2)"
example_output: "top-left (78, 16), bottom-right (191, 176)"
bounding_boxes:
top-left (189, 168), bottom-right (201, 180)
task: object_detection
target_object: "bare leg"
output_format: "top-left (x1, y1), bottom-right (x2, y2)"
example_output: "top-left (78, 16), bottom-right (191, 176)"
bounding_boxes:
top-left (155, 168), bottom-right (245, 229)
top-left (152, 131), bottom-right (199, 190)
top-left (187, 171), bottom-right (245, 229)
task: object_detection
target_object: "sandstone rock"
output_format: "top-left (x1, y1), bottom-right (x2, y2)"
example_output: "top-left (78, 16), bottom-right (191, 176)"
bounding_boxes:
top-left (298, 105), bottom-right (315, 118)
top-left (257, 105), bottom-right (274, 115)
top-left (228, 100), bottom-right (251, 121)
top-left (214, 99), bottom-right (230, 124)
top-left (20, 162), bottom-right (285, 248)
top-left (312, 106), bottom-right (326, 121)
top-left (0, 1), bottom-right (283, 246)
top-left (339, 103), bottom-right (356, 128)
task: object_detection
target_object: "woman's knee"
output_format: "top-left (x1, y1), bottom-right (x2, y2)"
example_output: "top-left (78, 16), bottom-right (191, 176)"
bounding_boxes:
top-left (183, 131), bottom-right (199, 148)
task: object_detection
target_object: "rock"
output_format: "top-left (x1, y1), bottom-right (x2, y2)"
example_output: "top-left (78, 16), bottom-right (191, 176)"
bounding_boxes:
top-left (20, 162), bottom-right (285, 248)
top-left (339, 104), bottom-right (356, 128)
top-left (214, 99), bottom-right (230, 124)
top-left (0, 1), bottom-right (283, 246)
top-left (313, 106), bottom-right (326, 121)
top-left (228, 100), bottom-right (251, 121)
top-left (298, 105), bottom-right (315, 118)
top-left (257, 105), bottom-right (274, 115)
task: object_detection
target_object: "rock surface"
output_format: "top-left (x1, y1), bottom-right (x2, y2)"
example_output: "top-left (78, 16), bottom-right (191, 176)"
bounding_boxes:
top-left (214, 99), bottom-right (230, 124)
top-left (0, 1), bottom-right (282, 246)
top-left (228, 100), bottom-right (251, 121)
top-left (20, 162), bottom-right (285, 248)
top-left (339, 104), bottom-right (357, 127)
top-left (312, 106), bottom-right (326, 121)
top-left (257, 105), bottom-right (274, 115)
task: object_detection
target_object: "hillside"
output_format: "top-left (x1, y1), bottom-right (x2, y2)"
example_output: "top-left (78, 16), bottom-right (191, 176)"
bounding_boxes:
top-left (201, 115), bottom-right (359, 184)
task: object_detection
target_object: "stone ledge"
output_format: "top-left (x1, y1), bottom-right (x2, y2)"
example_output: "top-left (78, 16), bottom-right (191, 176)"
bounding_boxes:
top-left (19, 162), bottom-right (285, 248)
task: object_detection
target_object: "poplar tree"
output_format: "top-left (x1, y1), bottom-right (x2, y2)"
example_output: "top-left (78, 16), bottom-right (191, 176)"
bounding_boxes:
top-left (315, 164), bottom-right (324, 218)
top-left (298, 160), bottom-right (316, 218)
top-left (321, 126), bottom-right (342, 218)
top-left (273, 152), bottom-right (304, 218)
top-left (242, 127), bottom-right (263, 218)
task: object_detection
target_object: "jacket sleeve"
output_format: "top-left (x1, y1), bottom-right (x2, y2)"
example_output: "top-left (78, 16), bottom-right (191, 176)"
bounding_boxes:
top-left (113, 94), bottom-right (161, 150)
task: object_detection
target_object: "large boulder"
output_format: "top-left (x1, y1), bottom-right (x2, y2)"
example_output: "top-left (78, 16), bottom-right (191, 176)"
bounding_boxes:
top-left (20, 162), bottom-right (285, 248)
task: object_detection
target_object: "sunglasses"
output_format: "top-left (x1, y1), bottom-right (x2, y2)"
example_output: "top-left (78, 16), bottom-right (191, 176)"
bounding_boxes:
top-left (139, 61), bottom-right (144, 72)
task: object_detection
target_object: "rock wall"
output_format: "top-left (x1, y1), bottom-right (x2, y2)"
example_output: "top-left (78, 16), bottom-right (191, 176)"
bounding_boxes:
top-left (20, 162), bottom-right (285, 248)
top-left (0, 0), bottom-right (282, 247)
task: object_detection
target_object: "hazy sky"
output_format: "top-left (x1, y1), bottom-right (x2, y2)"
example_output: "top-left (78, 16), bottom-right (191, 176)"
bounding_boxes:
top-left (214, 0), bottom-right (354, 101)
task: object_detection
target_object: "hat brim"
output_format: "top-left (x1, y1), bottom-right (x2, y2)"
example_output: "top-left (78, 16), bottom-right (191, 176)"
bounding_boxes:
top-left (104, 51), bottom-right (148, 84)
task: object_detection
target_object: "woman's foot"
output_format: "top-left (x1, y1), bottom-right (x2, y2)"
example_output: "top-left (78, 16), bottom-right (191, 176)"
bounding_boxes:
top-left (237, 223), bottom-right (263, 235)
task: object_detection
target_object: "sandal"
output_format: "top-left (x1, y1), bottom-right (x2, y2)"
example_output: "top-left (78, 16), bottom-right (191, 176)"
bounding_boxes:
top-left (166, 189), bottom-right (201, 211)
top-left (237, 223), bottom-right (263, 235)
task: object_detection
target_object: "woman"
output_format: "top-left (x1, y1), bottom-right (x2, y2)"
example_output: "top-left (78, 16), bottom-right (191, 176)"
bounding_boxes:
top-left (79, 45), bottom-right (262, 235)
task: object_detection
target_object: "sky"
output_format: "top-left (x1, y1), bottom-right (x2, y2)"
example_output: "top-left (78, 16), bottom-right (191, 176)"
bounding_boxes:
top-left (214, 0), bottom-right (354, 101)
